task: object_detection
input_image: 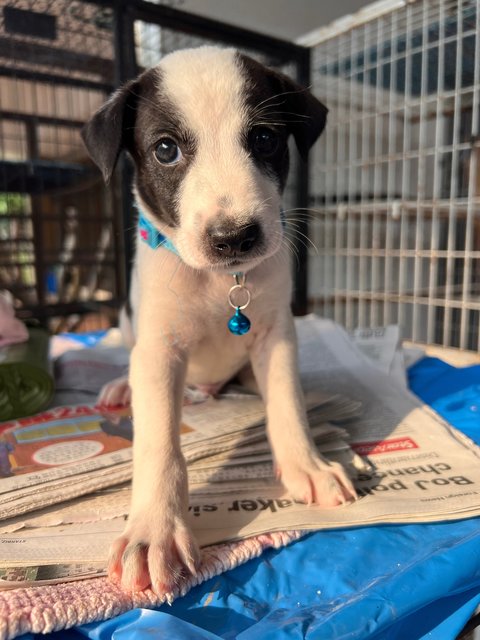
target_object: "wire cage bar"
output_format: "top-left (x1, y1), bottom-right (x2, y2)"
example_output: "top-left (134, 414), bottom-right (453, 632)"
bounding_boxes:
top-left (308, 0), bottom-right (480, 351)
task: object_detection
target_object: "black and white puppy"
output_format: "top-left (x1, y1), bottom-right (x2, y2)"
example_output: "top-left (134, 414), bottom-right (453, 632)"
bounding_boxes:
top-left (82, 46), bottom-right (356, 593)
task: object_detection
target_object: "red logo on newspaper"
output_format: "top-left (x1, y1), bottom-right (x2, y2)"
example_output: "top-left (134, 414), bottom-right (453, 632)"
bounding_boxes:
top-left (352, 437), bottom-right (419, 456)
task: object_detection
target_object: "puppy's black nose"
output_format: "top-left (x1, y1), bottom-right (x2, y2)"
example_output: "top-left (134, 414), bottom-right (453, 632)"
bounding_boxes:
top-left (208, 222), bottom-right (261, 257)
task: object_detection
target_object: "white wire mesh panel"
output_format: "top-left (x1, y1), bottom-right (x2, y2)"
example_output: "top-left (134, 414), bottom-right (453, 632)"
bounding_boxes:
top-left (310, 0), bottom-right (480, 350)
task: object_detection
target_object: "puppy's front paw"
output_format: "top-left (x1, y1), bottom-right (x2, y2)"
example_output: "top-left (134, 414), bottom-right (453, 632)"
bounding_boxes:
top-left (108, 512), bottom-right (200, 593)
top-left (98, 375), bottom-right (131, 407)
top-left (278, 453), bottom-right (357, 507)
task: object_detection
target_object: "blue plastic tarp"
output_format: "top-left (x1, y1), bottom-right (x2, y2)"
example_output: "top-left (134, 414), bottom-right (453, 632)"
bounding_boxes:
top-left (22, 357), bottom-right (480, 640)
top-left (408, 357), bottom-right (480, 446)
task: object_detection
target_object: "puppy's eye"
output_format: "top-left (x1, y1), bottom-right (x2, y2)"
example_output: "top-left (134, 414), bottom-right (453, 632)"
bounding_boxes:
top-left (154, 138), bottom-right (182, 165)
top-left (251, 127), bottom-right (280, 157)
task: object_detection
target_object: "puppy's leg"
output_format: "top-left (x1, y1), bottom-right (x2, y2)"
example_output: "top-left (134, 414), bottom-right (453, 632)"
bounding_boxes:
top-left (98, 375), bottom-right (131, 407)
top-left (250, 312), bottom-right (357, 507)
top-left (109, 342), bottom-right (200, 592)
top-left (98, 305), bottom-right (134, 407)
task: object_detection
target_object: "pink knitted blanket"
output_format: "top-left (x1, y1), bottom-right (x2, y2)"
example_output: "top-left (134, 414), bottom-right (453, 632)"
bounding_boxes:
top-left (0, 529), bottom-right (304, 640)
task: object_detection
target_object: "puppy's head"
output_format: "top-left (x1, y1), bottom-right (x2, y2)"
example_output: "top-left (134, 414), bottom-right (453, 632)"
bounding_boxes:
top-left (82, 46), bottom-right (327, 272)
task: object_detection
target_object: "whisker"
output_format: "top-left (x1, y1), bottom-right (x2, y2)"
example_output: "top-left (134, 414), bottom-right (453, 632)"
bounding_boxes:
top-left (285, 219), bottom-right (316, 229)
top-left (288, 221), bottom-right (318, 242)
top-left (283, 206), bottom-right (328, 217)
top-left (249, 119), bottom-right (311, 128)
top-left (283, 239), bottom-right (300, 270)
top-left (250, 108), bottom-right (312, 123)
top-left (249, 121), bottom-right (288, 128)
top-left (276, 230), bottom-right (300, 269)
top-left (283, 228), bottom-right (319, 255)
top-left (251, 87), bottom-right (313, 114)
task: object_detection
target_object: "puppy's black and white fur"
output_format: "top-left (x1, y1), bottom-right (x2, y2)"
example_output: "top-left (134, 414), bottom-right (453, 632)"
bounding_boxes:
top-left (82, 46), bottom-right (356, 593)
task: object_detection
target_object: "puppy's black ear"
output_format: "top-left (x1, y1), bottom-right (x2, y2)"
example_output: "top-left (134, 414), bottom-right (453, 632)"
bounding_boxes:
top-left (286, 83), bottom-right (328, 161)
top-left (271, 70), bottom-right (328, 162)
top-left (81, 79), bottom-right (138, 183)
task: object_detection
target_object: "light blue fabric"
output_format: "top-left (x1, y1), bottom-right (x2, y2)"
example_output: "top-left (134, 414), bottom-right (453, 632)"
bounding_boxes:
top-left (21, 357), bottom-right (480, 640)
top-left (60, 331), bottom-right (108, 347)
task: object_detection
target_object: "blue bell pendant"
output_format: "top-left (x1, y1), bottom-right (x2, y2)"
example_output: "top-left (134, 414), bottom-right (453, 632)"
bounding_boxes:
top-left (228, 273), bottom-right (251, 335)
top-left (228, 307), bottom-right (251, 335)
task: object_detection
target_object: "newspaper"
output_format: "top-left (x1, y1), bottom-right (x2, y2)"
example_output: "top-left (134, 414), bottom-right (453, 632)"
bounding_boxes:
top-left (1, 316), bottom-right (480, 588)
top-left (0, 405), bottom-right (133, 519)
top-left (0, 390), bottom-right (361, 520)
top-left (350, 325), bottom-right (408, 387)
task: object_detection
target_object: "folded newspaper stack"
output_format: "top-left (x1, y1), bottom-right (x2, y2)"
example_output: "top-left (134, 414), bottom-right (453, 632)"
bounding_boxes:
top-left (183, 389), bottom-right (365, 494)
top-left (1, 316), bottom-right (480, 589)
top-left (0, 390), bottom-right (361, 522)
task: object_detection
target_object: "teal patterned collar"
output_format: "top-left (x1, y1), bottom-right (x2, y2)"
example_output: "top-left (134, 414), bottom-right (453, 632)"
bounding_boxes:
top-left (138, 209), bottom-right (286, 255)
top-left (138, 210), bottom-right (179, 255)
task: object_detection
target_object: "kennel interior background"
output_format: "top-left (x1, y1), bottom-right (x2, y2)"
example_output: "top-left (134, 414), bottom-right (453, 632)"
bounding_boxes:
top-left (0, 0), bottom-right (309, 330)
top-left (0, 0), bottom-right (479, 352)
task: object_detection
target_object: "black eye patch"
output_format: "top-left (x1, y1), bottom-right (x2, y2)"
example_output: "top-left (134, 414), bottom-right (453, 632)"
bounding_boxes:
top-left (128, 71), bottom-right (197, 227)
top-left (236, 51), bottom-right (328, 184)
top-left (244, 122), bottom-right (289, 190)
